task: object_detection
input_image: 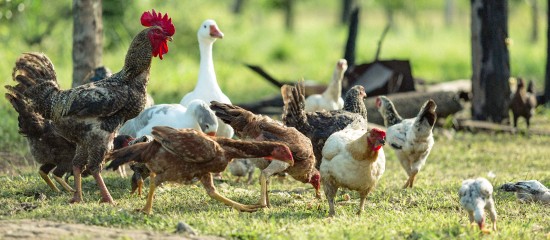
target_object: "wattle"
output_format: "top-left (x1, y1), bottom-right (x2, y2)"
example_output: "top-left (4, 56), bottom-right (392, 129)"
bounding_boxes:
top-left (152, 39), bottom-right (169, 60)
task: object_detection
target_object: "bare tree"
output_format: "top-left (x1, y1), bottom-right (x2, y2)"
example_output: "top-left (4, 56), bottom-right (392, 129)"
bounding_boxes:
top-left (530, 0), bottom-right (539, 43)
top-left (445, 0), bottom-right (454, 26)
top-left (471, 0), bottom-right (511, 122)
top-left (72, 0), bottom-right (103, 87)
top-left (544, 0), bottom-right (550, 104)
top-left (341, 0), bottom-right (357, 25)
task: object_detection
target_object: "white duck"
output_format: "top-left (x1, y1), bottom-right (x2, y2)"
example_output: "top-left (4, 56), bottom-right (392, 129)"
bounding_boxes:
top-left (459, 178), bottom-right (497, 233)
top-left (180, 19), bottom-right (234, 139)
top-left (119, 99), bottom-right (218, 138)
top-left (304, 59), bottom-right (348, 112)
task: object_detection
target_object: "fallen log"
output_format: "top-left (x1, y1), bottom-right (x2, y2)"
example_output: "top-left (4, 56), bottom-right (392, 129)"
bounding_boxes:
top-left (366, 91), bottom-right (464, 126)
top-left (452, 118), bottom-right (550, 136)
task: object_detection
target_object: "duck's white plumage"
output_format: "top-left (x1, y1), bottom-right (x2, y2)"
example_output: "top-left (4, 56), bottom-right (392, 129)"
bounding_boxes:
top-left (119, 99), bottom-right (218, 138)
top-left (304, 59), bottom-right (347, 112)
top-left (179, 19), bottom-right (233, 138)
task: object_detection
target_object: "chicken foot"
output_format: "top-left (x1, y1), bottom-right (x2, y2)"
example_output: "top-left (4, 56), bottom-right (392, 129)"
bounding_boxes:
top-left (357, 190), bottom-right (372, 215)
top-left (258, 160), bottom-right (290, 208)
top-left (39, 170), bottom-right (60, 192)
top-left (200, 174), bottom-right (261, 212)
top-left (53, 175), bottom-right (75, 192)
top-left (69, 166), bottom-right (83, 203)
top-left (131, 177), bottom-right (145, 197)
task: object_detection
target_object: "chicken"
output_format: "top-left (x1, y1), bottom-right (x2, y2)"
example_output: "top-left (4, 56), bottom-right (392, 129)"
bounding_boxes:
top-left (509, 78), bottom-right (537, 128)
top-left (228, 158), bottom-right (255, 184)
top-left (105, 126), bottom-right (294, 214)
top-left (84, 66), bottom-right (154, 108)
top-left (304, 59), bottom-right (348, 112)
top-left (179, 19), bottom-right (234, 139)
top-left (118, 99), bottom-right (218, 138)
top-left (210, 101), bottom-right (320, 207)
top-left (4, 90), bottom-right (75, 193)
top-left (7, 9), bottom-right (175, 204)
top-left (376, 96), bottom-right (436, 188)
top-left (281, 81), bottom-right (368, 169)
top-left (320, 125), bottom-right (386, 216)
top-left (110, 134), bottom-right (135, 178)
top-left (500, 180), bottom-right (550, 204)
top-left (459, 178), bottom-right (497, 233)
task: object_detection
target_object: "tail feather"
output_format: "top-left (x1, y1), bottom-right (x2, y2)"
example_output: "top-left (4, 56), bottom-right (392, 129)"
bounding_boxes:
top-left (281, 81), bottom-right (307, 128)
top-left (105, 141), bottom-right (160, 171)
top-left (500, 182), bottom-right (518, 192)
top-left (417, 99), bottom-right (437, 127)
top-left (12, 52), bottom-right (56, 83)
top-left (210, 101), bottom-right (253, 133)
top-left (4, 90), bottom-right (45, 137)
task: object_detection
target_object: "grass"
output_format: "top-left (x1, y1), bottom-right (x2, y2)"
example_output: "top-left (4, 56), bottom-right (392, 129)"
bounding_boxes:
top-left (1, 1), bottom-right (549, 239)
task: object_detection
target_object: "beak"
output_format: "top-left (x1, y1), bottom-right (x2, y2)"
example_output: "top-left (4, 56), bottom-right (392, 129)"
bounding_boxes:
top-left (378, 139), bottom-right (386, 146)
top-left (166, 36), bottom-right (173, 41)
top-left (210, 25), bottom-right (224, 39)
top-left (206, 132), bottom-right (216, 136)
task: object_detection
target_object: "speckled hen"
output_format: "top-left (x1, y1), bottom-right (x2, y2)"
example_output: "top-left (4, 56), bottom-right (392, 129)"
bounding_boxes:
top-left (6, 9), bottom-right (175, 204)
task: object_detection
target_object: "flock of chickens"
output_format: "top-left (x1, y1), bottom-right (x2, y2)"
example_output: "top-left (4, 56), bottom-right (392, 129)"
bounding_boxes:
top-left (4, 9), bottom-right (549, 234)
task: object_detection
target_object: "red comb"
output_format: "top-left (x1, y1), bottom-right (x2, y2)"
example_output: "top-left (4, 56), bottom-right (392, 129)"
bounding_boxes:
top-left (141, 9), bottom-right (175, 36)
top-left (370, 128), bottom-right (386, 138)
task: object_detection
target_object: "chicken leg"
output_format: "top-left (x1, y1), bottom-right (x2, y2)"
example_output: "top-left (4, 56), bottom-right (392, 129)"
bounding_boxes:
top-left (258, 160), bottom-right (290, 207)
top-left (357, 190), bottom-right (372, 215)
top-left (139, 172), bottom-right (157, 214)
top-left (93, 171), bottom-right (114, 204)
top-left (69, 166), bottom-right (83, 203)
top-left (39, 169), bottom-right (60, 192)
top-left (323, 178), bottom-right (338, 217)
top-left (53, 175), bottom-right (75, 192)
top-left (200, 174), bottom-right (261, 212)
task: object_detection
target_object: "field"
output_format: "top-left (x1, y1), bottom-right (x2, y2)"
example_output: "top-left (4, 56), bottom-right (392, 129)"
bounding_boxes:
top-left (0, 1), bottom-right (549, 239)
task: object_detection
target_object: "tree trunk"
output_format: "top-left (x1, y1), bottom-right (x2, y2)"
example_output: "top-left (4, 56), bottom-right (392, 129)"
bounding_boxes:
top-left (341, 0), bottom-right (357, 25)
top-left (72, 0), bottom-right (103, 87)
top-left (283, 0), bottom-right (294, 32)
top-left (531, 0), bottom-right (539, 43)
top-left (545, 0), bottom-right (550, 104)
top-left (231, 0), bottom-right (245, 14)
top-left (471, 0), bottom-right (511, 123)
top-left (343, 7), bottom-right (359, 68)
top-left (445, 0), bottom-right (454, 26)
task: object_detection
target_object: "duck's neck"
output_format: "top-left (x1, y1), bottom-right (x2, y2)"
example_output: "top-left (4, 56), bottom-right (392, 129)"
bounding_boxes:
top-left (196, 40), bottom-right (221, 92)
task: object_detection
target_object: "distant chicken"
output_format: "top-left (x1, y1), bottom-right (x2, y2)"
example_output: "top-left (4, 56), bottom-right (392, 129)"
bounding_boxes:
top-left (500, 180), bottom-right (550, 204)
top-left (459, 178), bottom-right (497, 233)
top-left (106, 126), bottom-right (294, 214)
top-left (228, 158), bottom-right (255, 184)
top-left (118, 99), bottom-right (218, 138)
top-left (7, 10), bottom-right (175, 204)
top-left (320, 125), bottom-right (386, 216)
top-left (210, 101), bottom-right (320, 207)
top-left (281, 81), bottom-right (368, 169)
top-left (509, 78), bottom-right (537, 128)
top-left (125, 135), bottom-right (154, 196)
top-left (304, 59), bottom-right (348, 112)
top-left (376, 96), bottom-right (436, 188)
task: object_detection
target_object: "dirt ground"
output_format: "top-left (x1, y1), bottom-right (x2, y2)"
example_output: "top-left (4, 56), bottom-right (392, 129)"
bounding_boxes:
top-left (0, 219), bottom-right (224, 240)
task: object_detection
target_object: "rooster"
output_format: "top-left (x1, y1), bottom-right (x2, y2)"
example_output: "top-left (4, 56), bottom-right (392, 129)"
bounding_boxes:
top-left (509, 78), bottom-right (537, 129)
top-left (6, 9), bottom-right (175, 204)
top-left (459, 178), bottom-right (497, 233)
top-left (376, 96), bottom-right (436, 188)
top-left (500, 180), bottom-right (550, 204)
top-left (281, 81), bottom-right (368, 169)
top-left (304, 59), bottom-right (348, 112)
top-left (106, 126), bottom-right (294, 214)
top-left (210, 101), bottom-right (320, 207)
top-left (320, 125), bottom-right (386, 216)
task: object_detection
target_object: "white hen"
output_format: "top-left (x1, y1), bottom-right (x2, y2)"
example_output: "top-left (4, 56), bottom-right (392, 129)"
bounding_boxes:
top-left (304, 59), bottom-right (348, 112)
top-left (500, 180), bottom-right (550, 204)
top-left (179, 19), bottom-right (234, 139)
top-left (459, 178), bottom-right (497, 233)
top-left (320, 123), bottom-right (386, 216)
top-left (119, 99), bottom-right (218, 138)
top-left (376, 96), bottom-right (437, 188)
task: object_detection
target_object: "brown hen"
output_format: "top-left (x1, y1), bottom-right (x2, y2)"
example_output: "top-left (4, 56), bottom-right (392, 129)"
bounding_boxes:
top-left (210, 101), bottom-right (320, 208)
top-left (106, 126), bottom-right (293, 214)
